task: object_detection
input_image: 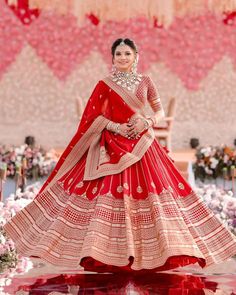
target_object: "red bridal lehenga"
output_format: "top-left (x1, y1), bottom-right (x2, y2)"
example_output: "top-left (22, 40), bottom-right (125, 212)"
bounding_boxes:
top-left (4, 75), bottom-right (236, 273)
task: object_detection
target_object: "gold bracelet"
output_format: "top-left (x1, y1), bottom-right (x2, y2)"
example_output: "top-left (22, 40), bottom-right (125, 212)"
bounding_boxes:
top-left (115, 123), bottom-right (120, 134)
top-left (106, 121), bottom-right (120, 134)
top-left (140, 117), bottom-right (149, 130)
top-left (106, 121), bottom-right (113, 131)
top-left (147, 118), bottom-right (155, 127)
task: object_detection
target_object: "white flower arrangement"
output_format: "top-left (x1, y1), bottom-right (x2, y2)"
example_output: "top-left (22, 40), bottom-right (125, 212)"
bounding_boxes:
top-left (195, 184), bottom-right (236, 235)
top-left (0, 183), bottom-right (40, 273)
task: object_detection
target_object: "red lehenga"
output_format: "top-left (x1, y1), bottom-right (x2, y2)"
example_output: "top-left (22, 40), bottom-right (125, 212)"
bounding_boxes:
top-left (4, 75), bottom-right (236, 272)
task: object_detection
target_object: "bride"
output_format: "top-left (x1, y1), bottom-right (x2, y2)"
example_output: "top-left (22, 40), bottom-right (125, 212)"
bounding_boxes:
top-left (4, 38), bottom-right (236, 273)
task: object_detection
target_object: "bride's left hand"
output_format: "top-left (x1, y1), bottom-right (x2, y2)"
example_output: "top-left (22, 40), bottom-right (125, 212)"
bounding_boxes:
top-left (127, 118), bottom-right (145, 139)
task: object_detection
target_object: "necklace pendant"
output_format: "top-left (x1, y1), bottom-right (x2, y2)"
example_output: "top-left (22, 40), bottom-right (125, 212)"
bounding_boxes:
top-left (111, 71), bottom-right (142, 91)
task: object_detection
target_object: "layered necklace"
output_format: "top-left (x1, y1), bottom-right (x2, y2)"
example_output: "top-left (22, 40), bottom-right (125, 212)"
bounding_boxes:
top-left (111, 71), bottom-right (142, 92)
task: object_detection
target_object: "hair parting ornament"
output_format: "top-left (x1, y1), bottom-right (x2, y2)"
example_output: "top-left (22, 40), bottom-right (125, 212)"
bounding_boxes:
top-left (118, 38), bottom-right (138, 53)
top-left (119, 39), bottom-right (126, 46)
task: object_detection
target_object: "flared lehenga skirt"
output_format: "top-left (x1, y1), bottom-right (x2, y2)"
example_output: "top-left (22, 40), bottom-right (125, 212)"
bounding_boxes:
top-left (4, 139), bottom-right (236, 272)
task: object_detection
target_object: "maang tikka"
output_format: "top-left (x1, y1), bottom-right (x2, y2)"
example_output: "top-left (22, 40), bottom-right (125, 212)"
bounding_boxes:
top-left (119, 39), bottom-right (126, 46)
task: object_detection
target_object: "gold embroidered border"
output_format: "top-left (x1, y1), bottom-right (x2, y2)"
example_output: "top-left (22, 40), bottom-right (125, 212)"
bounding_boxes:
top-left (83, 78), bottom-right (157, 180)
top-left (103, 77), bottom-right (166, 125)
top-left (103, 77), bottom-right (146, 115)
top-left (4, 182), bottom-right (236, 270)
top-left (83, 128), bottom-right (155, 180)
top-left (40, 115), bottom-right (110, 194)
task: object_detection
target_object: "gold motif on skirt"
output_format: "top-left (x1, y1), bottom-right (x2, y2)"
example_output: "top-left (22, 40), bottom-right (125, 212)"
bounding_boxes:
top-left (92, 187), bottom-right (98, 194)
top-left (76, 181), bottom-right (84, 188)
top-left (168, 186), bottom-right (174, 193)
top-left (178, 183), bottom-right (185, 190)
top-left (123, 183), bottom-right (129, 189)
top-left (137, 186), bottom-right (143, 193)
top-left (117, 186), bottom-right (123, 193)
top-left (68, 178), bottom-right (73, 185)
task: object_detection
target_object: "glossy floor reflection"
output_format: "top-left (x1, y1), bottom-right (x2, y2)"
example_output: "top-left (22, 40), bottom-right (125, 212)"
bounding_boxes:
top-left (0, 257), bottom-right (236, 294)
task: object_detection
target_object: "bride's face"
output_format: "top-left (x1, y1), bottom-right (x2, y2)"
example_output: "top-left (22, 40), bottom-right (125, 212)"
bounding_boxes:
top-left (113, 45), bottom-right (136, 72)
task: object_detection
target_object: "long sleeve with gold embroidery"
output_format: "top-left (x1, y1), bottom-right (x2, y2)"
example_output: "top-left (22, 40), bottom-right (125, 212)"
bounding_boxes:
top-left (146, 76), bottom-right (165, 126)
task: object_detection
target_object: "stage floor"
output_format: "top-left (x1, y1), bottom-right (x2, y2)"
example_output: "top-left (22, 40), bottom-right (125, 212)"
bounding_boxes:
top-left (1, 257), bottom-right (236, 294)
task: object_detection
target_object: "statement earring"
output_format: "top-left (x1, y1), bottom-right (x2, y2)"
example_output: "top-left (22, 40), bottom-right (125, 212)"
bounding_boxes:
top-left (131, 60), bottom-right (137, 74)
top-left (131, 55), bottom-right (139, 74)
top-left (111, 63), bottom-right (117, 74)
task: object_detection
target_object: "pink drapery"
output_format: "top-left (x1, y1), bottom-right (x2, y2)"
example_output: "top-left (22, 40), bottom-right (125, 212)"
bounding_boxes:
top-left (25, 0), bottom-right (236, 27)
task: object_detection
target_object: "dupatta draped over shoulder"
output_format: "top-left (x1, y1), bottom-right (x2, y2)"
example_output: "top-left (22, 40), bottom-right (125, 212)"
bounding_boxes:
top-left (39, 75), bottom-right (165, 195)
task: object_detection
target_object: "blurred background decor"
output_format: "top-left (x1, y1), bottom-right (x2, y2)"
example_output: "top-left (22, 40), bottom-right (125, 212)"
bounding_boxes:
top-left (194, 145), bottom-right (236, 181)
top-left (0, 0), bottom-right (236, 149)
top-left (0, 144), bottom-right (57, 180)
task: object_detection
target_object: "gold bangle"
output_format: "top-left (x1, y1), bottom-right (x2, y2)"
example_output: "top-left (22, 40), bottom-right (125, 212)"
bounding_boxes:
top-left (115, 123), bottom-right (120, 134)
top-left (140, 117), bottom-right (149, 130)
top-left (147, 118), bottom-right (155, 127)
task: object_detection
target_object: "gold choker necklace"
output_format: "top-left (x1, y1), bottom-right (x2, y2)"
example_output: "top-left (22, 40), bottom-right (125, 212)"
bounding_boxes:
top-left (111, 71), bottom-right (142, 92)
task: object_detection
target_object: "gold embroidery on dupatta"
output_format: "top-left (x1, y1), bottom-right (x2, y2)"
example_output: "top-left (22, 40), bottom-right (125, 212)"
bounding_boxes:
top-left (83, 78), bottom-right (156, 181)
top-left (103, 77), bottom-right (145, 114)
top-left (99, 146), bottom-right (110, 165)
top-left (40, 115), bottom-right (110, 194)
top-left (83, 128), bottom-right (155, 180)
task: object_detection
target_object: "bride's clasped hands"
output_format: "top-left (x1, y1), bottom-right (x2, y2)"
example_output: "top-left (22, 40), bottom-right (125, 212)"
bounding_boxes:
top-left (119, 117), bottom-right (152, 139)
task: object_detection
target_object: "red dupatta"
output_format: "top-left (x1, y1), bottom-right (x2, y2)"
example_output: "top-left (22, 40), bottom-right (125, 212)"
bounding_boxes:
top-left (39, 77), bottom-right (156, 195)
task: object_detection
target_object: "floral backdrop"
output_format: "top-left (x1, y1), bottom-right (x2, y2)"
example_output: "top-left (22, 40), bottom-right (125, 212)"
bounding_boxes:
top-left (0, 0), bottom-right (236, 149)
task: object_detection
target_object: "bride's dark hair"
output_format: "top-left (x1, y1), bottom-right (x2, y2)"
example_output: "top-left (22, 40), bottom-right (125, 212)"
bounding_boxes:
top-left (111, 38), bottom-right (138, 57)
